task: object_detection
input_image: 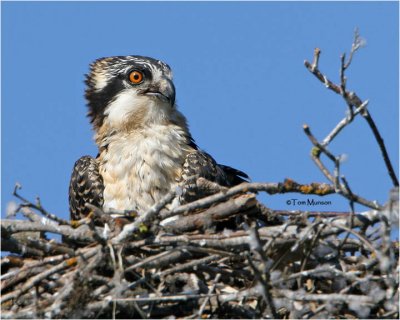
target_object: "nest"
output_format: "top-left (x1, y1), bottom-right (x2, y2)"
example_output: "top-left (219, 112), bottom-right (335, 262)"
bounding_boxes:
top-left (2, 30), bottom-right (399, 319)
top-left (1, 179), bottom-right (399, 319)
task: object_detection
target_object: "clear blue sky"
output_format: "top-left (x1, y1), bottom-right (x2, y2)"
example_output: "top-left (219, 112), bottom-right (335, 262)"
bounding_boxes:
top-left (2, 2), bottom-right (399, 223)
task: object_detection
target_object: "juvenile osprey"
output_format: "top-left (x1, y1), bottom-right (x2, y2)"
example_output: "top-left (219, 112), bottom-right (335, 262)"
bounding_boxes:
top-left (69, 56), bottom-right (248, 221)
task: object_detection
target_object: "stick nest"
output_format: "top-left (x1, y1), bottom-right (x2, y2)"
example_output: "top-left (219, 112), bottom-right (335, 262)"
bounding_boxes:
top-left (2, 30), bottom-right (399, 319)
top-left (1, 180), bottom-right (398, 319)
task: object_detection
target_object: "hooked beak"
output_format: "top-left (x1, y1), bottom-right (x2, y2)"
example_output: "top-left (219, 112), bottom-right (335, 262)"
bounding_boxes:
top-left (142, 77), bottom-right (175, 106)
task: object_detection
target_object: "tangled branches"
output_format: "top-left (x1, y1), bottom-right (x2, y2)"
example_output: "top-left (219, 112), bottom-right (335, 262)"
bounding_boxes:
top-left (1, 30), bottom-right (399, 319)
top-left (1, 181), bottom-right (398, 318)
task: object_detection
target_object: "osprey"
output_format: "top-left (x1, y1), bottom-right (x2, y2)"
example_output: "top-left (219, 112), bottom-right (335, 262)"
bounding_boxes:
top-left (69, 55), bottom-right (248, 221)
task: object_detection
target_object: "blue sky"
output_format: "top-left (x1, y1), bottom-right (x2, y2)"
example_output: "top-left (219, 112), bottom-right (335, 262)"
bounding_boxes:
top-left (2, 2), bottom-right (399, 223)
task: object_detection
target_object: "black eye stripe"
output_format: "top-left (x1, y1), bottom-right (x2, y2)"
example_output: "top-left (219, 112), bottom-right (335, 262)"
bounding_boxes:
top-left (86, 55), bottom-right (168, 130)
top-left (86, 75), bottom-right (125, 129)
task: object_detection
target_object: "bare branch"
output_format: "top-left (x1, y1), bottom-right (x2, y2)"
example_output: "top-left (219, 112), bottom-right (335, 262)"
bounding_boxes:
top-left (304, 32), bottom-right (398, 187)
top-left (2, 30), bottom-right (398, 319)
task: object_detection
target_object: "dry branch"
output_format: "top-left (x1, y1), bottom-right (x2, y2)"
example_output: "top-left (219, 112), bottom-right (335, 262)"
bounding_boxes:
top-left (2, 30), bottom-right (398, 319)
top-left (2, 182), bottom-right (397, 318)
top-left (304, 31), bottom-right (398, 188)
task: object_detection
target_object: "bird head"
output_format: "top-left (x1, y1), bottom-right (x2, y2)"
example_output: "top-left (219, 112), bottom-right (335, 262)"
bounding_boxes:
top-left (85, 55), bottom-right (177, 132)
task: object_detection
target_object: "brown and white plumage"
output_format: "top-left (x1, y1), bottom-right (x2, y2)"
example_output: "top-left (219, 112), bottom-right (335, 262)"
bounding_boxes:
top-left (69, 156), bottom-right (104, 220)
top-left (69, 55), bottom-right (248, 221)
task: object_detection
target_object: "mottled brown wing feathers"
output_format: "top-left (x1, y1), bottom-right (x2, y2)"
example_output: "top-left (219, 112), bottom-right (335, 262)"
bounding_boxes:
top-left (217, 164), bottom-right (249, 186)
top-left (181, 151), bottom-right (248, 203)
top-left (69, 156), bottom-right (104, 221)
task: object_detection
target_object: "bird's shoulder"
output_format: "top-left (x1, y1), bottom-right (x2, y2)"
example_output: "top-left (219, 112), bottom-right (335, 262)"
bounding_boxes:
top-left (180, 148), bottom-right (248, 202)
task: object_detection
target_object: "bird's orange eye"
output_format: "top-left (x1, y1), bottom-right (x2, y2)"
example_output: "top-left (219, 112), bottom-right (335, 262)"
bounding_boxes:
top-left (129, 70), bottom-right (143, 84)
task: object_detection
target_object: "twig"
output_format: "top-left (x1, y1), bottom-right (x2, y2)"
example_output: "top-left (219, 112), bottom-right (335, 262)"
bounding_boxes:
top-left (161, 194), bottom-right (257, 233)
top-left (272, 210), bottom-right (357, 217)
top-left (337, 176), bottom-right (356, 251)
top-left (321, 100), bottom-right (369, 147)
top-left (303, 124), bottom-right (382, 210)
top-left (160, 179), bottom-right (336, 221)
top-left (111, 188), bottom-right (177, 244)
top-left (2, 218), bottom-right (96, 243)
top-left (361, 109), bottom-right (399, 186)
top-left (156, 254), bottom-right (223, 279)
top-left (13, 184), bottom-right (70, 226)
top-left (276, 289), bottom-right (374, 305)
top-left (197, 273), bottom-right (221, 317)
top-left (304, 34), bottom-right (398, 187)
top-left (247, 227), bottom-right (278, 318)
top-left (1, 258), bottom-right (77, 304)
